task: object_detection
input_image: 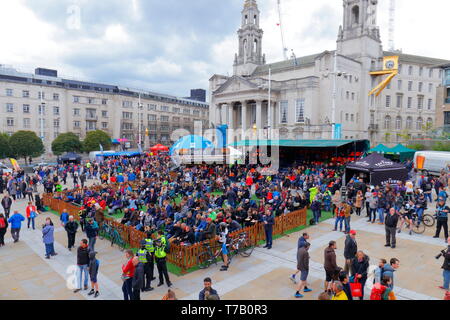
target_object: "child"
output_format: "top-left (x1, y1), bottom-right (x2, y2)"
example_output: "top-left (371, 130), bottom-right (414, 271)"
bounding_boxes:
top-left (88, 251), bottom-right (100, 298)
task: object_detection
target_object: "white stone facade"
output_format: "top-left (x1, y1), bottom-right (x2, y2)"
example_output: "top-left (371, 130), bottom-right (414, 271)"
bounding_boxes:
top-left (209, 0), bottom-right (449, 146)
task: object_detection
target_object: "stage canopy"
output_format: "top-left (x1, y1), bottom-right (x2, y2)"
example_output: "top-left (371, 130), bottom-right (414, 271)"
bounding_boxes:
top-left (368, 144), bottom-right (390, 154)
top-left (345, 153), bottom-right (408, 186)
top-left (170, 135), bottom-right (214, 155)
top-left (385, 144), bottom-right (416, 162)
top-left (59, 152), bottom-right (82, 164)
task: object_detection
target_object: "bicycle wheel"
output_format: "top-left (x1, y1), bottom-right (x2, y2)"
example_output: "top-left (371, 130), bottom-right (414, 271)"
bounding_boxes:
top-left (239, 238), bottom-right (255, 257)
top-left (412, 222), bottom-right (425, 234)
top-left (422, 214), bottom-right (435, 227)
top-left (197, 252), bottom-right (212, 269)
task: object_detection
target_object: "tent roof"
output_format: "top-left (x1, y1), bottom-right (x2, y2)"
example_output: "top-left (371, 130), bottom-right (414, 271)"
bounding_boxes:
top-left (346, 153), bottom-right (407, 172)
top-left (386, 144), bottom-right (416, 155)
top-left (60, 152), bottom-right (82, 160)
top-left (229, 139), bottom-right (359, 148)
top-left (368, 144), bottom-right (390, 154)
top-left (169, 135), bottom-right (214, 155)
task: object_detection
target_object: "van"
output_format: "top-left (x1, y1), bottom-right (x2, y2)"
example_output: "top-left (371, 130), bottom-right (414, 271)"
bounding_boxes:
top-left (414, 151), bottom-right (450, 176)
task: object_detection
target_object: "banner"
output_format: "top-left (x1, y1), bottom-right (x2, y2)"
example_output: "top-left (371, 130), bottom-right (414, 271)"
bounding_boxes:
top-left (334, 124), bottom-right (342, 140)
top-left (9, 158), bottom-right (20, 171)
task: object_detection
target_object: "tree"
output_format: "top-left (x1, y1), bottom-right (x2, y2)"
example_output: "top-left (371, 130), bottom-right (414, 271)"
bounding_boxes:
top-left (9, 131), bottom-right (44, 163)
top-left (51, 132), bottom-right (83, 156)
top-left (0, 133), bottom-right (12, 160)
top-left (83, 130), bottom-right (112, 153)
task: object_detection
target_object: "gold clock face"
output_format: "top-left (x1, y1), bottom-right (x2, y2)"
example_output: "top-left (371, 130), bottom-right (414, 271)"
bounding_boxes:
top-left (385, 60), bottom-right (395, 69)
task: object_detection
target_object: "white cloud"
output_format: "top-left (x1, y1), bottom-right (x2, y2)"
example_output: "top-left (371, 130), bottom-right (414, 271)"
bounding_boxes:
top-left (104, 24), bottom-right (130, 43)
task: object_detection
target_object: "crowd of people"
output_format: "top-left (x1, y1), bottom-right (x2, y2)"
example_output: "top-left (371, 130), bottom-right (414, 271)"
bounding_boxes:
top-left (0, 152), bottom-right (449, 300)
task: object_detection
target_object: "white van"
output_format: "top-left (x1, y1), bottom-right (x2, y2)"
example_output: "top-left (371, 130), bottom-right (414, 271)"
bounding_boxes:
top-left (414, 151), bottom-right (450, 176)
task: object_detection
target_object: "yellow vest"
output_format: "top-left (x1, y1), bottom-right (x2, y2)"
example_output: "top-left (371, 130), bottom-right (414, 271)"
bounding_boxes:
top-left (137, 249), bottom-right (148, 263)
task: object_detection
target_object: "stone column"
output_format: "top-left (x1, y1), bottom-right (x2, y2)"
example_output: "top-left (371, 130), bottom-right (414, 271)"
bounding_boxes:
top-left (228, 103), bottom-right (234, 130)
top-left (256, 100), bottom-right (262, 138)
top-left (241, 101), bottom-right (247, 139)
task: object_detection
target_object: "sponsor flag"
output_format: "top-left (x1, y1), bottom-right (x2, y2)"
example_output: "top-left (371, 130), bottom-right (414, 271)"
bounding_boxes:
top-left (9, 158), bottom-right (20, 171)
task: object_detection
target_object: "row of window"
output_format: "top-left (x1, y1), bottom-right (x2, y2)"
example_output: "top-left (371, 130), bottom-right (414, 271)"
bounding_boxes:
top-left (4, 89), bottom-right (60, 101)
top-left (385, 80), bottom-right (435, 93)
top-left (126, 102), bottom-right (205, 116)
top-left (383, 116), bottom-right (433, 131)
top-left (74, 96), bottom-right (108, 105)
top-left (279, 99), bottom-right (305, 124)
top-left (6, 118), bottom-right (61, 128)
top-left (5, 103), bottom-right (61, 115)
top-left (397, 65), bottom-right (442, 78)
top-left (385, 95), bottom-right (433, 110)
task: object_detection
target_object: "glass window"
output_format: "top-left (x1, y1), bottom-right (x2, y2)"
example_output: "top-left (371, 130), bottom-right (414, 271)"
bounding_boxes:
top-left (6, 89), bottom-right (13, 96)
top-left (6, 103), bottom-right (14, 112)
top-left (397, 80), bottom-right (402, 90)
top-left (295, 99), bottom-right (305, 123)
top-left (123, 101), bottom-right (133, 108)
top-left (396, 95), bottom-right (403, 108)
top-left (102, 99), bottom-right (107, 105)
top-left (102, 111), bottom-right (108, 117)
top-left (419, 67), bottom-right (423, 76)
top-left (148, 104), bottom-right (157, 111)
top-left (396, 117), bottom-right (402, 130)
top-left (408, 66), bottom-right (413, 75)
top-left (23, 118), bottom-right (30, 128)
top-left (74, 121), bottom-right (80, 128)
top-left (53, 106), bottom-right (60, 115)
top-left (102, 122), bottom-right (108, 129)
top-left (160, 115), bottom-right (170, 122)
top-left (122, 112), bottom-right (133, 119)
top-left (53, 120), bottom-right (60, 128)
top-left (384, 116), bottom-right (391, 129)
top-left (416, 118), bottom-right (423, 130)
top-left (408, 81), bottom-right (413, 91)
top-left (428, 99), bottom-right (433, 110)
top-left (73, 96), bottom-right (80, 103)
top-left (280, 101), bottom-right (288, 124)
top-left (23, 104), bottom-right (30, 113)
top-left (53, 93), bottom-right (59, 101)
top-left (6, 118), bottom-right (14, 126)
top-left (22, 90), bottom-right (29, 98)
top-left (418, 82), bottom-right (423, 92)
top-left (407, 97), bottom-right (412, 108)
top-left (148, 114), bottom-right (157, 121)
top-left (386, 95), bottom-right (391, 108)
top-left (38, 105), bottom-right (45, 115)
top-left (73, 108), bottom-right (80, 116)
top-left (418, 96), bottom-right (424, 109)
top-left (406, 117), bottom-right (413, 129)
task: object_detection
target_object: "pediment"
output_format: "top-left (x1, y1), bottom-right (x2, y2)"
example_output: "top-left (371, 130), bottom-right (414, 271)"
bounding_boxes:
top-left (213, 75), bottom-right (260, 95)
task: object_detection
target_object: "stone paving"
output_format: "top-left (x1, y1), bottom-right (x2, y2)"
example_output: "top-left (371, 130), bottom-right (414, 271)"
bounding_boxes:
top-left (0, 180), bottom-right (448, 300)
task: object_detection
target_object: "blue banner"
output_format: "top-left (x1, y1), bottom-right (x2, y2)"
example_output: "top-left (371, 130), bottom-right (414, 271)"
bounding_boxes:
top-left (334, 124), bottom-right (342, 140)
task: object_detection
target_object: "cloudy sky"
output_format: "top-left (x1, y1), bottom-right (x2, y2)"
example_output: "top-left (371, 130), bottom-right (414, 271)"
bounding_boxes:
top-left (0, 0), bottom-right (447, 99)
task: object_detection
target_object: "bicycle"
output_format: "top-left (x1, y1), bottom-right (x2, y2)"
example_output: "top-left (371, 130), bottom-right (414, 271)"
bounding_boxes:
top-left (99, 223), bottom-right (126, 251)
top-left (230, 232), bottom-right (255, 258)
top-left (196, 242), bottom-right (224, 270)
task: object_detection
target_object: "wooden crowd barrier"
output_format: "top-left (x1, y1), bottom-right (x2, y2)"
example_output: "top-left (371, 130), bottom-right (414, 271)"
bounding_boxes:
top-left (43, 193), bottom-right (307, 273)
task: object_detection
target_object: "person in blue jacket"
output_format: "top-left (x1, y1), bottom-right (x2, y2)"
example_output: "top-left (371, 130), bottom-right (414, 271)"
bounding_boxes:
top-left (42, 217), bottom-right (57, 259)
top-left (8, 211), bottom-right (25, 243)
top-left (263, 209), bottom-right (275, 249)
top-left (60, 209), bottom-right (69, 226)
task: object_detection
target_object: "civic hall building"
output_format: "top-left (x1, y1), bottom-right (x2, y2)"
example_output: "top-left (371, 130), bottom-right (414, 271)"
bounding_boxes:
top-left (209, 0), bottom-right (449, 146)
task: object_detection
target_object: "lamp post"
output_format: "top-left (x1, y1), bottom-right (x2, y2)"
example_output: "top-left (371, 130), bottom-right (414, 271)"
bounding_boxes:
top-left (40, 89), bottom-right (46, 162)
top-left (138, 93), bottom-right (143, 150)
top-left (330, 51), bottom-right (347, 140)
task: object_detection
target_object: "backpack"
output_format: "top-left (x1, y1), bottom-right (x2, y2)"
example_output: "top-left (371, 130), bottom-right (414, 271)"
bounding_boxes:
top-left (0, 218), bottom-right (5, 229)
top-left (370, 283), bottom-right (387, 300)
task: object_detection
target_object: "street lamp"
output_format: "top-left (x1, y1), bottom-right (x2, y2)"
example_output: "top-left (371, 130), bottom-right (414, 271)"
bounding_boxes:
top-left (138, 93), bottom-right (143, 150)
top-left (39, 89), bottom-right (46, 162)
top-left (330, 51), bottom-right (347, 140)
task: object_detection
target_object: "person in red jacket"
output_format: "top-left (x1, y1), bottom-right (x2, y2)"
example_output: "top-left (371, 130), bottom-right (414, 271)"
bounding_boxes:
top-left (122, 249), bottom-right (135, 300)
top-left (25, 202), bottom-right (37, 230)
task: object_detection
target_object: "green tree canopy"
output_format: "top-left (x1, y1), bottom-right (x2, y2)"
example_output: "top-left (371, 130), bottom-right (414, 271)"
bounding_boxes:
top-left (83, 130), bottom-right (112, 153)
top-left (9, 131), bottom-right (44, 162)
top-left (51, 132), bottom-right (83, 156)
top-left (0, 133), bottom-right (12, 160)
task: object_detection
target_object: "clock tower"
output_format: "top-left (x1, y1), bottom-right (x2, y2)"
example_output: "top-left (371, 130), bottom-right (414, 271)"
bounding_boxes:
top-left (233, 0), bottom-right (265, 77)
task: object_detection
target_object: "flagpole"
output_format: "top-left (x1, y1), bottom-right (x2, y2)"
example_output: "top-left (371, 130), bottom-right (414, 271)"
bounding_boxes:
top-left (268, 67), bottom-right (271, 139)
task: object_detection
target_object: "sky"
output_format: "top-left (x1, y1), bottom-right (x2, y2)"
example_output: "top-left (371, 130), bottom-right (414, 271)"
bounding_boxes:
top-left (0, 0), bottom-right (447, 100)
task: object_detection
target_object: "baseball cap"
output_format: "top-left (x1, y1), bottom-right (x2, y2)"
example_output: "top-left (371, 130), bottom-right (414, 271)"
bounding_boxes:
top-left (349, 230), bottom-right (357, 235)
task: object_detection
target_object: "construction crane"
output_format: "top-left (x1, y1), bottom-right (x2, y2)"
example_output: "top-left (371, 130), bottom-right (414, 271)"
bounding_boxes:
top-left (277, 0), bottom-right (289, 60)
top-left (388, 0), bottom-right (396, 51)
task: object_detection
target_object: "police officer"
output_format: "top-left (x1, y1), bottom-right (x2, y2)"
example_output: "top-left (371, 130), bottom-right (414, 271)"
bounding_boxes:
top-left (140, 238), bottom-right (155, 292)
top-left (155, 231), bottom-right (172, 288)
top-left (434, 198), bottom-right (449, 241)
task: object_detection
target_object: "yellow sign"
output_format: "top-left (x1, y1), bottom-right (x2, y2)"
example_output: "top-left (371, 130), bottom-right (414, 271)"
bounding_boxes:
top-left (383, 56), bottom-right (399, 71)
top-left (368, 56), bottom-right (399, 97)
top-left (9, 158), bottom-right (20, 171)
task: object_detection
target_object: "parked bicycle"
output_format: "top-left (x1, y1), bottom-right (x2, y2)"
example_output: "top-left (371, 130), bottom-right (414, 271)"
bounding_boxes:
top-left (99, 223), bottom-right (126, 251)
top-left (196, 232), bottom-right (256, 269)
